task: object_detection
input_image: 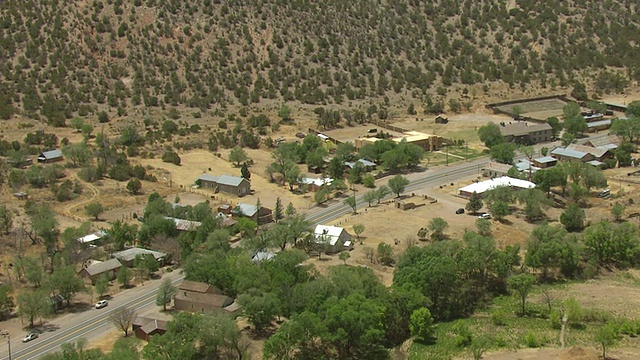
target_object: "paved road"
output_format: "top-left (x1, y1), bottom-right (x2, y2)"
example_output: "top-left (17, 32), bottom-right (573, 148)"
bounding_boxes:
top-left (0, 271), bottom-right (184, 360)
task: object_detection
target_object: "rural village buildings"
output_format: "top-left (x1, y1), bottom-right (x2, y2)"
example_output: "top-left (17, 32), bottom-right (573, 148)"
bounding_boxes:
top-left (499, 122), bottom-right (553, 145)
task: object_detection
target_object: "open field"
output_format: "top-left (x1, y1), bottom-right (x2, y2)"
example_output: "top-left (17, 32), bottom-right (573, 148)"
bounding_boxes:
top-left (494, 98), bottom-right (567, 120)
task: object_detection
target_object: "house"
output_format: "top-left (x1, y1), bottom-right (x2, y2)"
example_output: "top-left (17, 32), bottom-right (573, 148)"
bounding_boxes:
top-left (435, 114), bottom-right (449, 124)
top-left (299, 177), bottom-right (333, 192)
top-left (76, 230), bottom-right (107, 246)
top-left (532, 156), bottom-right (558, 168)
top-left (196, 174), bottom-right (251, 197)
top-left (78, 258), bottom-right (123, 284)
top-left (214, 212), bottom-right (237, 227)
top-left (313, 225), bottom-right (353, 254)
top-left (550, 147), bottom-right (595, 163)
top-left (514, 159), bottom-right (540, 176)
top-left (133, 317), bottom-right (168, 342)
top-left (458, 176), bottom-right (536, 198)
top-left (251, 250), bottom-right (277, 263)
top-left (173, 280), bottom-right (235, 314)
top-left (566, 144), bottom-right (613, 162)
top-left (481, 162), bottom-right (513, 178)
top-left (231, 203), bottom-right (273, 224)
top-left (164, 217), bottom-right (202, 231)
top-left (499, 122), bottom-right (553, 145)
top-left (37, 149), bottom-right (63, 163)
top-left (344, 159), bottom-right (377, 171)
top-left (112, 247), bottom-right (167, 268)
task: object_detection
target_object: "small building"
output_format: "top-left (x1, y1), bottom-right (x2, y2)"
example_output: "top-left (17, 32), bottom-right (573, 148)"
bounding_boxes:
top-left (313, 225), bottom-right (353, 254)
top-left (13, 192), bottom-right (28, 200)
top-left (499, 122), bottom-right (553, 145)
top-left (37, 149), bottom-right (63, 163)
top-left (173, 280), bottom-right (235, 314)
top-left (550, 147), bottom-right (595, 163)
top-left (133, 317), bottom-right (168, 342)
top-left (435, 114), bottom-right (449, 124)
top-left (458, 176), bottom-right (536, 198)
top-left (251, 250), bottom-right (277, 263)
top-left (164, 217), bottom-right (202, 231)
top-left (583, 113), bottom-right (605, 122)
top-left (231, 203), bottom-right (273, 224)
top-left (299, 177), bottom-right (333, 192)
top-left (196, 174), bottom-right (251, 197)
top-left (586, 119), bottom-right (611, 132)
top-left (214, 212), bottom-right (237, 227)
top-left (532, 156), bottom-right (558, 169)
top-left (112, 247), bottom-right (167, 268)
top-left (78, 258), bottom-right (123, 284)
top-left (344, 159), bottom-right (377, 171)
top-left (77, 230), bottom-right (107, 246)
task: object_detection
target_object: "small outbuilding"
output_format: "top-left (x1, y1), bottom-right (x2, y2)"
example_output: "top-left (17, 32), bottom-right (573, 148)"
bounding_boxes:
top-left (133, 317), bottom-right (168, 342)
top-left (112, 247), bottom-right (167, 268)
top-left (313, 225), bottom-right (353, 254)
top-left (173, 280), bottom-right (235, 314)
top-left (435, 114), bottom-right (449, 124)
top-left (37, 149), bottom-right (63, 163)
top-left (231, 203), bottom-right (273, 224)
top-left (78, 258), bottom-right (123, 284)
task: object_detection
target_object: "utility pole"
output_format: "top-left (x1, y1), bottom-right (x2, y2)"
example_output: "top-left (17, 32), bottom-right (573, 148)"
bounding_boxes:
top-left (1, 331), bottom-right (11, 360)
top-left (353, 187), bottom-right (357, 214)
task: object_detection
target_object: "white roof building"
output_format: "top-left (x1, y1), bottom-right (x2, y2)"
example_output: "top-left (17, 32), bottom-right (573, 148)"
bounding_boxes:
top-left (77, 230), bottom-right (107, 244)
top-left (458, 176), bottom-right (535, 198)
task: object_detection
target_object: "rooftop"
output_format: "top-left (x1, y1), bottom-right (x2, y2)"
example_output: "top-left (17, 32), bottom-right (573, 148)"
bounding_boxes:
top-left (197, 174), bottom-right (246, 187)
top-left (112, 247), bottom-right (167, 262)
top-left (39, 149), bottom-right (63, 159)
top-left (499, 122), bottom-right (552, 137)
top-left (533, 156), bottom-right (557, 163)
top-left (314, 225), bottom-right (347, 246)
top-left (178, 280), bottom-right (212, 293)
top-left (300, 177), bottom-right (333, 187)
top-left (550, 147), bottom-right (589, 159)
top-left (458, 176), bottom-right (536, 194)
top-left (82, 258), bottom-right (122, 277)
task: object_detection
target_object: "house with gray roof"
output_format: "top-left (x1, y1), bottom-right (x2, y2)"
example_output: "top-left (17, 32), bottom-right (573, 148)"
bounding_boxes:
top-left (173, 280), bottom-right (236, 314)
top-left (196, 174), bottom-right (250, 197)
top-left (550, 147), bottom-right (595, 163)
top-left (231, 203), bottom-right (273, 224)
top-left (586, 119), bottom-right (611, 132)
top-left (582, 135), bottom-right (620, 149)
top-left (532, 156), bottom-right (558, 168)
top-left (566, 144), bottom-right (613, 162)
top-left (78, 258), bottom-right (123, 284)
top-left (37, 149), bottom-right (63, 163)
top-left (112, 247), bottom-right (167, 267)
top-left (345, 159), bottom-right (377, 171)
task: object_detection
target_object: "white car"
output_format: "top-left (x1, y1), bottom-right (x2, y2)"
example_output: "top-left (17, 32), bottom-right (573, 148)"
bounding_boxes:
top-left (22, 333), bottom-right (38, 343)
top-left (478, 213), bottom-right (492, 219)
top-left (95, 300), bottom-right (108, 309)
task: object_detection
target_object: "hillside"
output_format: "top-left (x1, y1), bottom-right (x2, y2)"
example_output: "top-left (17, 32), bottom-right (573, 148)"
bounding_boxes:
top-left (0, 0), bottom-right (639, 123)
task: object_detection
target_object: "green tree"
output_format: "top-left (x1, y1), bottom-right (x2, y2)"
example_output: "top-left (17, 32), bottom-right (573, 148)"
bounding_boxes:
top-left (17, 288), bottom-right (52, 327)
top-left (343, 195), bottom-right (357, 214)
top-left (314, 187), bottom-right (329, 205)
top-left (465, 192), bottom-right (483, 214)
top-left (162, 149), bottom-right (181, 165)
top-left (563, 102), bottom-right (587, 136)
top-left (595, 322), bottom-right (621, 360)
top-left (0, 285), bottom-right (14, 320)
top-left (410, 307), bottom-right (435, 344)
top-left (273, 197), bottom-right (284, 223)
top-left (84, 202), bottom-right (104, 221)
top-left (70, 117), bottom-right (86, 132)
top-left (278, 104), bottom-right (292, 123)
top-left (126, 178), bottom-right (142, 195)
top-left (49, 266), bottom-right (86, 307)
top-left (612, 202), bottom-right (625, 222)
top-left (229, 146), bottom-right (249, 166)
top-left (363, 190), bottom-right (377, 207)
top-left (375, 185), bottom-right (391, 204)
top-left (508, 273), bottom-right (536, 316)
top-left (352, 224), bottom-right (365, 243)
top-left (377, 242), bottom-right (394, 266)
top-left (117, 267), bottom-right (133, 288)
top-left (238, 292), bottom-right (280, 333)
top-left (583, 220), bottom-right (640, 267)
top-left (240, 162), bottom-right (251, 180)
top-left (339, 251), bottom-right (350, 265)
top-left (327, 157), bottom-right (345, 180)
top-left (475, 218), bottom-right (492, 237)
top-left (156, 279), bottom-right (177, 311)
top-left (560, 203), bottom-right (586, 232)
top-left (0, 205), bottom-right (13, 234)
top-left (95, 274), bottom-right (109, 299)
top-left (428, 217), bottom-right (448, 241)
top-left (490, 142), bottom-right (517, 164)
top-left (477, 122), bottom-right (505, 148)
top-left (62, 142), bottom-right (92, 167)
top-left (490, 200), bottom-right (510, 221)
top-left (388, 175), bottom-right (409, 197)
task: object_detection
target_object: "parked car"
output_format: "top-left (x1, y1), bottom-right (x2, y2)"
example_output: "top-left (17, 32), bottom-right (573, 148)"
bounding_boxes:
top-left (95, 300), bottom-right (108, 309)
top-left (478, 213), bottom-right (491, 219)
top-left (22, 333), bottom-right (38, 343)
top-left (455, 208), bottom-right (465, 214)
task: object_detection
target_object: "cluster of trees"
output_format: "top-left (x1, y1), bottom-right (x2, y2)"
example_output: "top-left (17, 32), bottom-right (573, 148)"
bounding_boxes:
top-left (2, 0), bottom-right (637, 123)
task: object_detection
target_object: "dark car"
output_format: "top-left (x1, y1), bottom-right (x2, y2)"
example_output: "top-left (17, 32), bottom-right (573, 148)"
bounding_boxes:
top-left (455, 208), bottom-right (465, 214)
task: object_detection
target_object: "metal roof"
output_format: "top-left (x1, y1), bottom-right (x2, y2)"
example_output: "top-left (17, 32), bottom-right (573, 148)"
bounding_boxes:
top-left (550, 147), bottom-right (588, 159)
top-left (458, 176), bottom-right (536, 194)
top-left (314, 225), bottom-right (348, 246)
top-left (113, 247), bottom-right (166, 262)
top-left (39, 149), bottom-right (63, 159)
top-left (533, 156), bottom-right (557, 163)
top-left (82, 258), bottom-right (122, 276)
